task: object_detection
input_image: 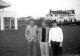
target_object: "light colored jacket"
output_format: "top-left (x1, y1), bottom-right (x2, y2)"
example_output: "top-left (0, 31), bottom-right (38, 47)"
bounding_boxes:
top-left (38, 27), bottom-right (50, 42)
top-left (25, 25), bottom-right (38, 42)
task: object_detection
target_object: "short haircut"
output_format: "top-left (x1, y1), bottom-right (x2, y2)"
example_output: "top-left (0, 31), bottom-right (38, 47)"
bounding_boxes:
top-left (29, 19), bottom-right (34, 22)
top-left (42, 21), bottom-right (46, 23)
top-left (52, 20), bottom-right (57, 23)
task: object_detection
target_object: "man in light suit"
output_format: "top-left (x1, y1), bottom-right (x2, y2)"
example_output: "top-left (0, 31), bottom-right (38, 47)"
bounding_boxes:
top-left (38, 21), bottom-right (49, 56)
top-left (25, 20), bottom-right (38, 56)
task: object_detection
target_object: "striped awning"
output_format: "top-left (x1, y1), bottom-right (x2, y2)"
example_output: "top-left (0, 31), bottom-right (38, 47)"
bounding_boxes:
top-left (0, 0), bottom-right (11, 9)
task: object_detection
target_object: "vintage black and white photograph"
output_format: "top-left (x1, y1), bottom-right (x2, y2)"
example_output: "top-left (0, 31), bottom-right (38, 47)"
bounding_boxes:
top-left (0, 0), bottom-right (80, 56)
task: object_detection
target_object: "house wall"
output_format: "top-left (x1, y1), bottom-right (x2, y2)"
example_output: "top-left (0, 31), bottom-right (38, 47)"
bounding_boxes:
top-left (0, 11), bottom-right (18, 30)
top-left (47, 10), bottom-right (75, 22)
top-left (50, 14), bottom-right (75, 22)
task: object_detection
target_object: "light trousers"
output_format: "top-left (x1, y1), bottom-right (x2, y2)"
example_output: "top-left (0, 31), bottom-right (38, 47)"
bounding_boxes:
top-left (40, 42), bottom-right (49, 56)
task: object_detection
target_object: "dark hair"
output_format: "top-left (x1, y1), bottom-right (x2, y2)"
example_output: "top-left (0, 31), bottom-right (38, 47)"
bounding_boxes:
top-left (42, 21), bottom-right (46, 23)
top-left (29, 19), bottom-right (34, 22)
top-left (52, 20), bottom-right (57, 23)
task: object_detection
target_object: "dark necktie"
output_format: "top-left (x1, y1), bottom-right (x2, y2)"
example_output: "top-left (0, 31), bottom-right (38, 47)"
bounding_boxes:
top-left (42, 28), bottom-right (46, 42)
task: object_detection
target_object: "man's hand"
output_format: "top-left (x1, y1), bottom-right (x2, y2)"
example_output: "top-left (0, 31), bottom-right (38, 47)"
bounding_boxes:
top-left (60, 42), bottom-right (63, 47)
top-left (26, 35), bottom-right (33, 42)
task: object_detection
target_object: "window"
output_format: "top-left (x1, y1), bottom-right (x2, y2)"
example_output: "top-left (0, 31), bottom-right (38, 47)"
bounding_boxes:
top-left (4, 17), bottom-right (15, 30)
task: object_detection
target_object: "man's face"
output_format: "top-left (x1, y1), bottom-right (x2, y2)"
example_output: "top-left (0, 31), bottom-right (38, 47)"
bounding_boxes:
top-left (52, 23), bottom-right (57, 27)
top-left (30, 21), bottom-right (34, 26)
top-left (42, 22), bottom-right (46, 27)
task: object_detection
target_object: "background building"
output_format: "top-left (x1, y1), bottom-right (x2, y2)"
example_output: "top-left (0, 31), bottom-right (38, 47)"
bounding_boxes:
top-left (46, 10), bottom-right (76, 22)
top-left (0, 0), bottom-right (18, 30)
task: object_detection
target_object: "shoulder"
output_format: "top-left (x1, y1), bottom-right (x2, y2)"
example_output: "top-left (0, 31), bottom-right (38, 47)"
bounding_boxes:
top-left (46, 27), bottom-right (50, 31)
top-left (38, 27), bottom-right (42, 31)
top-left (57, 27), bottom-right (62, 30)
top-left (50, 27), bottom-right (53, 30)
top-left (26, 25), bottom-right (31, 28)
top-left (49, 27), bottom-right (53, 32)
top-left (46, 27), bottom-right (49, 29)
top-left (34, 25), bottom-right (38, 28)
top-left (57, 27), bottom-right (63, 31)
top-left (37, 28), bottom-right (41, 33)
top-left (26, 25), bottom-right (31, 30)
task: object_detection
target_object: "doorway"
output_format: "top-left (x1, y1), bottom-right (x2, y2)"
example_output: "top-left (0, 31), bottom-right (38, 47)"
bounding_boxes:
top-left (4, 17), bottom-right (15, 30)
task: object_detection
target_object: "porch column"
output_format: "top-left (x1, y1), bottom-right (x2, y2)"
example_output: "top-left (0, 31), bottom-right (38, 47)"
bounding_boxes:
top-left (15, 17), bottom-right (18, 30)
top-left (1, 17), bottom-right (4, 30)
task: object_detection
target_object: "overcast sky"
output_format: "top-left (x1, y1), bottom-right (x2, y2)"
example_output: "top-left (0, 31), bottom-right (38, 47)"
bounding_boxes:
top-left (3, 0), bottom-right (80, 20)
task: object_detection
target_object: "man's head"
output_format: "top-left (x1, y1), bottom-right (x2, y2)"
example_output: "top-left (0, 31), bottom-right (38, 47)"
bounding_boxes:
top-left (52, 20), bottom-right (57, 27)
top-left (42, 21), bottom-right (47, 27)
top-left (30, 20), bottom-right (34, 26)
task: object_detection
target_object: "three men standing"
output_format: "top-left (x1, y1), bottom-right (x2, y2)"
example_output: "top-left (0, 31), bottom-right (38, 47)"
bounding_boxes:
top-left (25, 20), bottom-right (63, 56)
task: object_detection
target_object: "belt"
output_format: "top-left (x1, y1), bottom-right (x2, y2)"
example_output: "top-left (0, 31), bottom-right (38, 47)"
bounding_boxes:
top-left (51, 40), bottom-right (60, 43)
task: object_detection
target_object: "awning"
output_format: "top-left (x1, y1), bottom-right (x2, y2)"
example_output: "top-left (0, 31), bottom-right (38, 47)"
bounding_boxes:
top-left (0, 0), bottom-right (11, 9)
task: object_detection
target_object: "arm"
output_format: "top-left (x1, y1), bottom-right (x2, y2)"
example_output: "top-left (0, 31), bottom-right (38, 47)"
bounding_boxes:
top-left (60, 28), bottom-right (63, 43)
top-left (59, 28), bottom-right (63, 47)
top-left (36, 27), bottom-right (39, 42)
top-left (46, 28), bottom-right (50, 42)
top-left (49, 29), bottom-right (52, 44)
top-left (37, 28), bottom-right (40, 42)
top-left (25, 26), bottom-right (29, 40)
top-left (38, 28), bottom-right (42, 42)
top-left (48, 29), bottom-right (52, 46)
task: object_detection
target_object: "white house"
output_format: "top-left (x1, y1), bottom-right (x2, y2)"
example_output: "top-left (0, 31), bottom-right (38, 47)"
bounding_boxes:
top-left (0, 11), bottom-right (18, 30)
top-left (46, 10), bottom-right (76, 22)
top-left (0, 0), bottom-right (18, 30)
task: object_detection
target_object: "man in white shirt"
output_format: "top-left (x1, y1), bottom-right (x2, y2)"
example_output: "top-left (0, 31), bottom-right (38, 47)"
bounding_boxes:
top-left (49, 20), bottom-right (63, 56)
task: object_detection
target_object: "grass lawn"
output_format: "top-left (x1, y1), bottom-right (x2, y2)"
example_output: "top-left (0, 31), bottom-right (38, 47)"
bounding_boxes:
top-left (0, 25), bottom-right (80, 56)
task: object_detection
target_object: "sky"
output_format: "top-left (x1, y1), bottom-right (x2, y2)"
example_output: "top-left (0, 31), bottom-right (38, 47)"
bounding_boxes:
top-left (3, 0), bottom-right (80, 20)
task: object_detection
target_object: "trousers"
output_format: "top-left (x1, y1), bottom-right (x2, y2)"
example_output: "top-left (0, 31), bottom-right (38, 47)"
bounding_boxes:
top-left (40, 42), bottom-right (49, 56)
top-left (27, 41), bottom-right (37, 56)
top-left (51, 41), bottom-right (62, 56)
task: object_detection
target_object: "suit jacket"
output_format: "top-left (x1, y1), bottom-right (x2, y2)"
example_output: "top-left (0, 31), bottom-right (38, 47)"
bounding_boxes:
top-left (25, 25), bottom-right (38, 42)
top-left (38, 27), bottom-right (50, 42)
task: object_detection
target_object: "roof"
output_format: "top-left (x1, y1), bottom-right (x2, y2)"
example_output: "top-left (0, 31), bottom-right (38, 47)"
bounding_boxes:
top-left (52, 11), bottom-right (69, 14)
top-left (0, 0), bottom-right (11, 9)
top-left (50, 10), bottom-right (75, 14)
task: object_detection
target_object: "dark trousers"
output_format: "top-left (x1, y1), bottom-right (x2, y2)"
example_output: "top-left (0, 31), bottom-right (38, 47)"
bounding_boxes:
top-left (51, 41), bottom-right (62, 56)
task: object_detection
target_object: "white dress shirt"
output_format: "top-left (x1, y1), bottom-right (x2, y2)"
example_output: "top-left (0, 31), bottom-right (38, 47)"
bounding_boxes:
top-left (49, 27), bottom-right (63, 43)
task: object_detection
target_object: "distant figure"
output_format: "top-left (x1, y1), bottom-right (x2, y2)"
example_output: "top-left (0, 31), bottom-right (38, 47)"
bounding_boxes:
top-left (49, 20), bottom-right (63, 56)
top-left (25, 20), bottom-right (38, 56)
top-left (38, 21), bottom-right (49, 56)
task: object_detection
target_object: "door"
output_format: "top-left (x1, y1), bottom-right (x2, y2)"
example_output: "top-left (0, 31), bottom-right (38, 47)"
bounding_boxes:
top-left (4, 17), bottom-right (15, 30)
